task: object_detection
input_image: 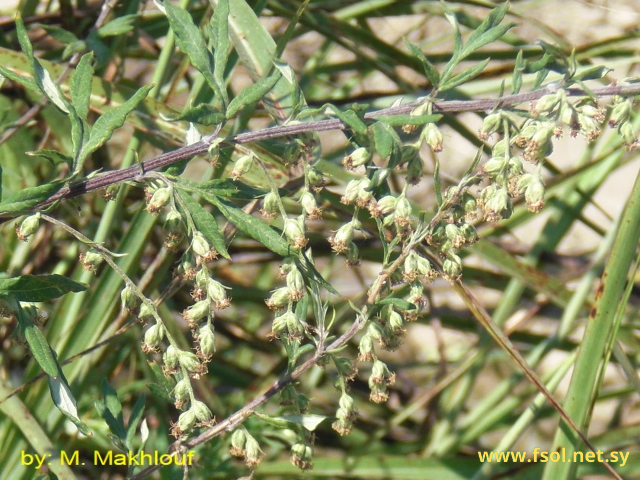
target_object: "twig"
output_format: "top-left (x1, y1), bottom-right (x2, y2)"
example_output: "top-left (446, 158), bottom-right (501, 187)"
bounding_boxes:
top-left (8, 82), bottom-right (640, 220)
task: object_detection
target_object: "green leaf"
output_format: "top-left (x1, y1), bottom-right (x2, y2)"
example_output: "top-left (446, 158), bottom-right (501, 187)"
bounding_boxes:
top-left (0, 64), bottom-right (38, 93)
top-left (97, 14), bottom-right (138, 38)
top-left (376, 297), bottom-right (417, 311)
top-left (97, 379), bottom-right (127, 444)
top-left (371, 121), bottom-right (400, 159)
top-left (206, 195), bottom-right (291, 257)
top-left (0, 181), bottom-right (63, 215)
top-left (512, 49), bottom-right (524, 94)
top-left (275, 414), bottom-right (327, 431)
top-left (372, 113), bottom-right (441, 127)
top-left (169, 103), bottom-right (226, 125)
top-left (226, 71), bottom-right (281, 119)
top-left (163, 1), bottom-right (221, 101)
top-left (78, 84), bottom-right (153, 163)
top-left (404, 39), bottom-right (439, 87)
top-left (211, 0), bottom-right (230, 104)
top-left (301, 252), bottom-right (339, 296)
top-left (463, 3), bottom-right (514, 57)
top-left (70, 52), bottom-right (95, 122)
top-left (26, 149), bottom-right (73, 168)
top-left (177, 177), bottom-right (269, 200)
top-left (572, 65), bottom-right (612, 82)
top-left (40, 24), bottom-right (79, 44)
top-left (49, 375), bottom-right (91, 436)
top-left (20, 319), bottom-right (59, 376)
top-left (176, 189), bottom-right (230, 259)
top-left (0, 274), bottom-right (87, 301)
top-left (126, 395), bottom-right (146, 449)
top-left (440, 58), bottom-right (490, 91)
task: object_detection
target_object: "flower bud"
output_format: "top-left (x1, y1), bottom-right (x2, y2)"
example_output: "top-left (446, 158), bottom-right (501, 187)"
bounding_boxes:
top-left (376, 195), bottom-right (398, 216)
top-left (266, 287), bottom-right (291, 310)
top-left (80, 250), bottom-right (104, 272)
top-left (183, 299), bottom-right (210, 325)
top-left (286, 268), bottom-right (306, 301)
top-left (198, 324), bottom-right (216, 357)
top-left (207, 278), bottom-right (230, 309)
top-left (300, 191), bottom-right (321, 219)
top-left (343, 147), bottom-right (371, 170)
top-left (230, 154), bottom-right (253, 179)
top-left (421, 123), bottom-right (443, 152)
top-left (261, 191), bottom-right (279, 220)
top-left (341, 179), bottom-right (360, 205)
top-left (191, 400), bottom-right (212, 423)
top-left (356, 178), bottom-right (374, 206)
top-left (445, 223), bottom-right (465, 249)
top-left (164, 209), bottom-right (183, 233)
top-left (173, 378), bottom-right (190, 405)
top-left (16, 213), bottom-right (40, 241)
top-left (146, 186), bottom-right (171, 214)
top-left (405, 154), bottom-right (424, 185)
top-left (534, 92), bottom-right (560, 114)
top-left (179, 351), bottom-right (201, 372)
top-left (358, 332), bottom-right (375, 362)
top-left (329, 221), bottom-right (355, 254)
top-left (230, 428), bottom-right (247, 456)
top-left (609, 100), bottom-right (632, 127)
top-left (138, 302), bottom-right (155, 321)
top-left (290, 443), bottom-right (313, 471)
top-left (120, 284), bottom-right (140, 312)
top-left (283, 217), bottom-right (307, 250)
top-left (306, 166), bottom-right (325, 191)
top-left (523, 174), bottom-right (545, 213)
top-left (479, 112), bottom-right (502, 139)
top-left (164, 345), bottom-right (180, 369)
top-left (443, 253), bottom-right (462, 280)
top-left (144, 322), bottom-right (165, 348)
top-left (192, 232), bottom-right (211, 259)
top-left (244, 433), bottom-right (263, 468)
top-left (178, 409), bottom-right (196, 432)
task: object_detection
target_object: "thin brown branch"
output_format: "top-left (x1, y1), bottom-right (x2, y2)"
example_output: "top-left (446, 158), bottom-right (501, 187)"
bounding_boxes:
top-left (6, 82), bottom-right (640, 221)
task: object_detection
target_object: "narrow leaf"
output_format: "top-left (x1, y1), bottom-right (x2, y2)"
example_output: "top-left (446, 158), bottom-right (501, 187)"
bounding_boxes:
top-left (70, 52), bottom-right (95, 121)
top-left (226, 71), bottom-right (281, 119)
top-left (0, 274), bottom-right (87, 301)
top-left (0, 181), bottom-right (63, 215)
top-left (440, 58), bottom-right (490, 91)
top-left (212, 0), bottom-right (230, 103)
top-left (163, 1), bottom-right (221, 99)
top-left (168, 103), bottom-right (225, 125)
top-left (371, 121), bottom-right (400, 159)
top-left (176, 189), bottom-right (230, 259)
top-left (373, 113), bottom-right (441, 127)
top-left (99, 379), bottom-right (127, 442)
top-left (97, 14), bottom-right (138, 38)
top-left (324, 105), bottom-right (368, 136)
top-left (21, 321), bottom-right (59, 376)
top-left (49, 375), bottom-right (91, 435)
top-left (404, 39), bottom-right (439, 87)
top-left (0, 64), bottom-right (38, 93)
top-left (206, 195), bottom-right (291, 257)
top-left (376, 297), bottom-right (417, 311)
top-left (26, 149), bottom-right (73, 168)
top-left (78, 84), bottom-right (153, 163)
top-left (126, 395), bottom-right (146, 448)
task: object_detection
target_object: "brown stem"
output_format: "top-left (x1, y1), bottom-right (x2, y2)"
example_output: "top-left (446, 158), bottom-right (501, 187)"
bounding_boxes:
top-left (6, 83), bottom-right (640, 220)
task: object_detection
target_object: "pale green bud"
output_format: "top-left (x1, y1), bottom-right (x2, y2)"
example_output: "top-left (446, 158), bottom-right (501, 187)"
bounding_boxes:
top-left (479, 112), bottom-right (502, 139)
top-left (283, 217), bottom-right (307, 249)
top-left (198, 324), bottom-right (216, 357)
top-left (120, 284), bottom-right (140, 311)
top-left (443, 253), bottom-right (463, 280)
top-left (183, 299), bottom-right (210, 324)
top-left (16, 213), bottom-right (40, 241)
top-left (421, 123), bottom-right (443, 152)
top-left (231, 154), bottom-right (253, 179)
top-left (191, 400), bottom-right (212, 423)
top-left (341, 179), bottom-right (360, 205)
top-left (290, 443), bottom-right (313, 471)
top-left (179, 351), bottom-right (201, 372)
top-left (80, 250), bottom-right (104, 272)
top-left (609, 100), bottom-right (632, 127)
top-left (164, 209), bottom-right (183, 233)
top-left (164, 345), bottom-right (180, 369)
top-left (376, 195), bottom-right (398, 216)
top-left (192, 232), bottom-right (211, 258)
top-left (173, 378), bottom-right (190, 404)
top-left (144, 322), bottom-right (165, 348)
top-left (147, 187), bottom-right (171, 214)
top-left (207, 278), bottom-right (229, 308)
top-left (244, 433), bottom-right (263, 468)
top-left (534, 92), bottom-right (560, 114)
top-left (266, 287), bottom-right (291, 310)
top-left (619, 122), bottom-right (637, 145)
top-left (306, 166), bottom-right (325, 190)
top-left (138, 302), bottom-right (155, 321)
top-left (343, 147), bottom-right (371, 169)
top-left (178, 409), bottom-right (196, 432)
top-left (261, 191), bottom-right (279, 220)
top-left (286, 268), bottom-right (305, 300)
top-left (300, 191), bottom-right (319, 217)
top-left (330, 221), bottom-right (355, 253)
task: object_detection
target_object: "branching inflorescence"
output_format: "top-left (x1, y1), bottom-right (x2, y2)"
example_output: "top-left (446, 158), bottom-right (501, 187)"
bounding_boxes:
top-left (2, 1), bottom-right (640, 478)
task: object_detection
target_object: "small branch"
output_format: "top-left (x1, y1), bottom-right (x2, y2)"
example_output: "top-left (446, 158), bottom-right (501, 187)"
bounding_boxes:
top-left (9, 82), bottom-right (640, 220)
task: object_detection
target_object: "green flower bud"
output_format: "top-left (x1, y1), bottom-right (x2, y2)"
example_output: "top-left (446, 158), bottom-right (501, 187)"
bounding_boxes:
top-left (191, 400), bottom-right (212, 423)
top-left (300, 190), bottom-right (321, 218)
top-left (481, 186), bottom-right (511, 222)
top-left (395, 196), bottom-right (412, 218)
top-left (286, 268), bottom-right (305, 301)
top-left (400, 144), bottom-right (420, 164)
top-left (286, 311), bottom-right (305, 340)
top-left (120, 284), bottom-right (140, 312)
top-left (346, 242), bottom-right (360, 266)
top-left (272, 310), bottom-right (292, 335)
top-left (445, 223), bottom-right (465, 249)
top-left (462, 193), bottom-right (478, 221)
top-left (144, 322), bottom-right (165, 348)
top-left (341, 179), bottom-right (360, 205)
top-left (619, 122), bottom-right (637, 146)
top-left (198, 324), bottom-right (216, 357)
top-left (192, 232), bottom-right (211, 259)
top-left (358, 332), bottom-right (375, 362)
top-left (164, 209), bottom-right (183, 233)
top-left (421, 123), bottom-right (443, 152)
top-left (146, 186), bottom-right (171, 214)
top-left (183, 299), bottom-right (210, 324)
top-left (329, 221), bottom-right (355, 254)
top-left (230, 428), bottom-right (247, 456)
top-left (173, 378), bottom-right (190, 404)
top-left (343, 147), bottom-right (371, 170)
top-left (483, 156), bottom-right (506, 176)
top-left (230, 154), bottom-right (253, 179)
top-left (443, 253), bottom-right (463, 280)
top-left (266, 287), bottom-right (291, 310)
top-left (534, 92), bottom-right (560, 114)
top-left (261, 191), bottom-right (280, 220)
top-left (356, 178), bottom-right (374, 206)
top-left (138, 302), bottom-right (155, 321)
top-left (524, 174), bottom-right (545, 213)
top-left (178, 409), bottom-right (196, 433)
top-left (491, 138), bottom-right (509, 158)
top-left (405, 153), bottom-right (424, 185)
top-left (609, 100), bottom-right (632, 127)
top-left (80, 250), bottom-right (104, 272)
top-left (479, 112), bottom-right (502, 139)
top-left (404, 251), bottom-right (419, 280)
top-left (388, 308), bottom-right (404, 332)
top-left (179, 351), bottom-right (201, 372)
top-left (369, 168), bottom-right (390, 188)
top-left (244, 433), bottom-right (263, 468)
top-left (164, 345), bottom-right (180, 369)
top-left (306, 166), bottom-right (325, 190)
top-left (290, 443), bottom-right (313, 471)
top-left (16, 213), bottom-right (40, 241)
top-left (375, 195), bottom-right (398, 216)
top-left (207, 278), bottom-right (230, 309)
top-left (283, 217), bottom-right (307, 250)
